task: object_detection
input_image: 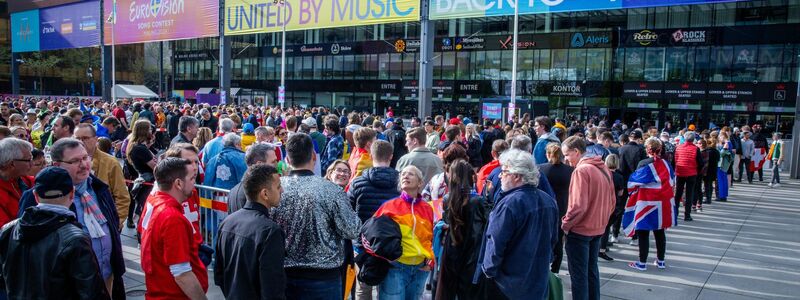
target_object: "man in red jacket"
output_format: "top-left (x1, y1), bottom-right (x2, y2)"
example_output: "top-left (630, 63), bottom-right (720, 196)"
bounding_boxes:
top-left (561, 136), bottom-right (615, 300)
top-left (0, 138), bottom-right (34, 227)
top-left (674, 132), bottom-right (704, 222)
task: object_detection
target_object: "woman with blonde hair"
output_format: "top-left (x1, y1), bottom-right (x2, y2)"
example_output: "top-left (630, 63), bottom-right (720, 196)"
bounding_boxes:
top-left (324, 159), bottom-right (351, 189)
top-left (193, 127), bottom-right (214, 151)
top-left (125, 120), bottom-right (156, 228)
top-left (538, 142), bottom-right (573, 272)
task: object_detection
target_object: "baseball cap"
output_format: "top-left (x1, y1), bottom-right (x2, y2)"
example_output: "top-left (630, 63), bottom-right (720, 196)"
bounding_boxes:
top-left (688, 124), bottom-right (696, 131)
top-left (302, 117), bottom-right (317, 128)
top-left (34, 167), bottom-right (73, 199)
top-left (629, 130), bottom-right (643, 139)
top-left (26, 108), bottom-right (37, 115)
top-left (449, 117), bottom-right (461, 125)
top-left (242, 123), bottom-right (255, 134)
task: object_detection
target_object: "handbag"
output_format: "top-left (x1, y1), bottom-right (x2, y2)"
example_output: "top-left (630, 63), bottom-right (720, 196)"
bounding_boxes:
top-left (548, 272), bottom-right (564, 300)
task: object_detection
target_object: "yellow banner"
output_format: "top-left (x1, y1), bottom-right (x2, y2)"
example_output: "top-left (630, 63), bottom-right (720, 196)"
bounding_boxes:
top-left (224, 0), bottom-right (419, 35)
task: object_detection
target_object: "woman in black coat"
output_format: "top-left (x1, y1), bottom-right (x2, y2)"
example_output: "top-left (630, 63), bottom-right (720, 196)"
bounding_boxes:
top-left (437, 160), bottom-right (490, 300)
top-left (538, 143), bottom-right (574, 273)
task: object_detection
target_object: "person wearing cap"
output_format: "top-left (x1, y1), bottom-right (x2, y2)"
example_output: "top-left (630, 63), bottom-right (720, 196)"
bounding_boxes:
top-left (24, 108), bottom-right (37, 131)
top-left (240, 123), bottom-right (257, 150)
top-left (17, 138), bottom-right (126, 298)
top-left (674, 132), bottom-right (704, 221)
top-left (305, 117), bottom-right (328, 154)
top-left (0, 138), bottom-right (35, 228)
top-left (0, 167), bottom-right (111, 300)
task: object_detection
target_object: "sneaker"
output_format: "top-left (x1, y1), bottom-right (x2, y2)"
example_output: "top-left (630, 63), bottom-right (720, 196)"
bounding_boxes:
top-left (773, 183), bottom-right (781, 188)
top-left (698, 206), bottom-right (703, 212)
top-left (654, 259), bottom-right (666, 269)
top-left (628, 261), bottom-right (647, 271)
top-left (599, 252), bottom-right (614, 262)
top-left (684, 216), bottom-right (694, 222)
top-left (609, 235), bottom-right (619, 244)
top-left (629, 239), bottom-right (639, 246)
top-left (768, 183), bottom-right (773, 187)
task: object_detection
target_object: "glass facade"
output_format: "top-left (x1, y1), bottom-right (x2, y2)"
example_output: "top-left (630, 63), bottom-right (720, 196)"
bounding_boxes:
top-left (173, 0), bottom-right (800, 134)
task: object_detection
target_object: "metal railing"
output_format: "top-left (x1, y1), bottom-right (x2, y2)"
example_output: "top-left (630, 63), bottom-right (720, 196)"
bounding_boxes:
top-left (195, 184), bottom-right (230, 253)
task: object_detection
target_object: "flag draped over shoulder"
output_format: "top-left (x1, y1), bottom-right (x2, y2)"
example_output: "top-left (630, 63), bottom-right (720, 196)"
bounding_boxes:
top-left (749, 147), bottom-right (766, 172)
top-left (622, 157), bottom-right (677, 237)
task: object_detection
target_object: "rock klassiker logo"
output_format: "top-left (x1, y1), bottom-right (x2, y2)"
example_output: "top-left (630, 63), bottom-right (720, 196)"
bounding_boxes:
top-left (633, 30), bottom-right (658, 46)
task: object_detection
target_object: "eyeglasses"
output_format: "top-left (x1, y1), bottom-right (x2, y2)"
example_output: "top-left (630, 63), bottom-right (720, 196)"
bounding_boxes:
top-left (57, 155), bottom-right (91, 165)
top-left (75, 136), bottom-right (95, 142)
top-left (15, 133), bottom-right (29, 139)
top-left (14, 157), bottom-right (33, 164)
top-left (334, 168), bottom-right (351, 175)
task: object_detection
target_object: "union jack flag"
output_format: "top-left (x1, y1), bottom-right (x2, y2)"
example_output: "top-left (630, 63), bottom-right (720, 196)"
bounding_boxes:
top-left (622, 157), bottom-right (677, 237)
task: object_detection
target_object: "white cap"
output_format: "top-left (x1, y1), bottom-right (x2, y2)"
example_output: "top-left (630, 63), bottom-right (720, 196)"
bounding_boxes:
top-left (302, 117), bottom-right (317, 128)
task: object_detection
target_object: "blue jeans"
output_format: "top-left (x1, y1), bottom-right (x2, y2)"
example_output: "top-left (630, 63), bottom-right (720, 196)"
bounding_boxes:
top-left (565, 232), bottom-right (602, 300)
top-left (286, 275), bottom-right (342, 300)
top-left (379, 262), bottom-right (429, 300)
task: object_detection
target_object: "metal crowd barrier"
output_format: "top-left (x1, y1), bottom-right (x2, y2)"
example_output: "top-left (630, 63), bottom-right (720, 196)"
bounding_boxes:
top-left (195, 184), bottom-right (230, 253)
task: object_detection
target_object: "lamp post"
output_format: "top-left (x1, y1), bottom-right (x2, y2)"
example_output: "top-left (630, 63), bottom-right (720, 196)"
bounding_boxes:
top-left (509, 0), bottom-right (520, 122)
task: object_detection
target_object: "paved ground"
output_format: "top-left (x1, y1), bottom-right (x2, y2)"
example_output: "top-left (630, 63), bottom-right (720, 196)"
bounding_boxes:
top-left (121, 169), bottom-right (800, 299)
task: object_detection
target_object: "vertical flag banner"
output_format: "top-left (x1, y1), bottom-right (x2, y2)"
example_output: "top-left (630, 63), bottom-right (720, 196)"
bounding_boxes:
top-left (11, 10), bottom-right (41, 52)
top-left (103, 0), bottom-right (219, 45)
top-left (224, 0), bottom-right (420, 35)
top-left (39, 1), bottom-right (102, 51)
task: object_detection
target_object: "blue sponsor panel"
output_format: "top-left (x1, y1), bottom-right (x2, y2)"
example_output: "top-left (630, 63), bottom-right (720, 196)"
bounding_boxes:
top-left (39, 0), bottom-right (101, 51)
top-left (11, 10), bottom-right (41, 52)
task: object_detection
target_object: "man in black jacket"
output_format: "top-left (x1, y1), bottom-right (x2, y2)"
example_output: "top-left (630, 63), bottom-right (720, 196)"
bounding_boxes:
top-left (618, 130), bottom-right (647, 181)
top-left (384, 121), bottom-right (407, 168)
top-left (171, 116), bottom-right (200, 146)
top-left (1, 167), bottom-right (110, 299)
top-left (215, 164), bottom-right (286, 300)
top-left (348, 140), bottom-right (400, 222)
top-left (18, 139), bottom-right (126, 299)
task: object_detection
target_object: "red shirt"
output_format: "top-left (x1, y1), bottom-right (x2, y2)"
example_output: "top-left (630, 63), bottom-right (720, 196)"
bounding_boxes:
top-left (112, 107), bottom-right (126, 124)
top-left (139, 189), bottom-right (202, 245)
top-left (0, 176), bottom-right (34, 227)
top-left (140, 191), bottom-right (208, 300)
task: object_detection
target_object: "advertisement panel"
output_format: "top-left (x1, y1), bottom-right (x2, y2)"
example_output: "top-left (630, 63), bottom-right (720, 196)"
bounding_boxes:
top-left (430, 0), bottom-right (745, 20)
top-left (11, 10), bottom-right (41, 52)
top-left (40, 0), bottom-right (101, 51)
top-left (224, 0), bottom-right (420, 35)
top-left (482, 102), bottom-right (503, 120)
top-left (8, 0), bottom-right (83, 13)
top-left (103, 0), bottom-right (219, 45)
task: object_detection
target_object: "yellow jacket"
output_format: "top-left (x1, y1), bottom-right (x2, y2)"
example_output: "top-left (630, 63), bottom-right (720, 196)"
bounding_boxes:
top-left (241, 134), bottom-right (256, 150)
top-left (92, 148), bottom-right (131, 227)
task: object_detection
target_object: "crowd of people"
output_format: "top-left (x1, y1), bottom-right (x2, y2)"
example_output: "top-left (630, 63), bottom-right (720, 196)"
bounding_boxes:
top-left (0, 95), bottom-right (787, 300)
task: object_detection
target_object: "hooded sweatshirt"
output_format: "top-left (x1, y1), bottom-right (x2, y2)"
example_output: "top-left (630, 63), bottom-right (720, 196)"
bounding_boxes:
top-left (562, 156), bottom-right (616, 237)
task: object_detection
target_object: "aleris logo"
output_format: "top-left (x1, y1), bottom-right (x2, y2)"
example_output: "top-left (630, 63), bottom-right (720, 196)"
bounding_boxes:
top-left (571, 32), bottom-right (609, 48)
top-left (633, 30), bottom-right (658, 46)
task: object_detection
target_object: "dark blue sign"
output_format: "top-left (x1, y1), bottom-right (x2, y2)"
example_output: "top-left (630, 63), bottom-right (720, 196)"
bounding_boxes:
top-left (39, 0), bottom-right (101, 51)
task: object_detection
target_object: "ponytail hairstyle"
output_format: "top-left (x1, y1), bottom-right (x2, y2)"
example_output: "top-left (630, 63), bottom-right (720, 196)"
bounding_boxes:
top-left (445, 159), bottom-right (475, 247)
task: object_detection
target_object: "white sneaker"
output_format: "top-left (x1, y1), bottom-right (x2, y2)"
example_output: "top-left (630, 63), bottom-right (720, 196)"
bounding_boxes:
top-left (768, 183), bottom-right (773, 187)
top-left (609, 235), bottom-right (618, 244)
top-left (629, 239), bottom-right (638, 246)
top-left (773, 183), bottom-right (780, 188)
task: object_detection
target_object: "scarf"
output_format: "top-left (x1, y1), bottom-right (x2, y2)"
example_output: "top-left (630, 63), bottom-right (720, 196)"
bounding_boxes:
top-left (75, 180), bottom-right (107, 239)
